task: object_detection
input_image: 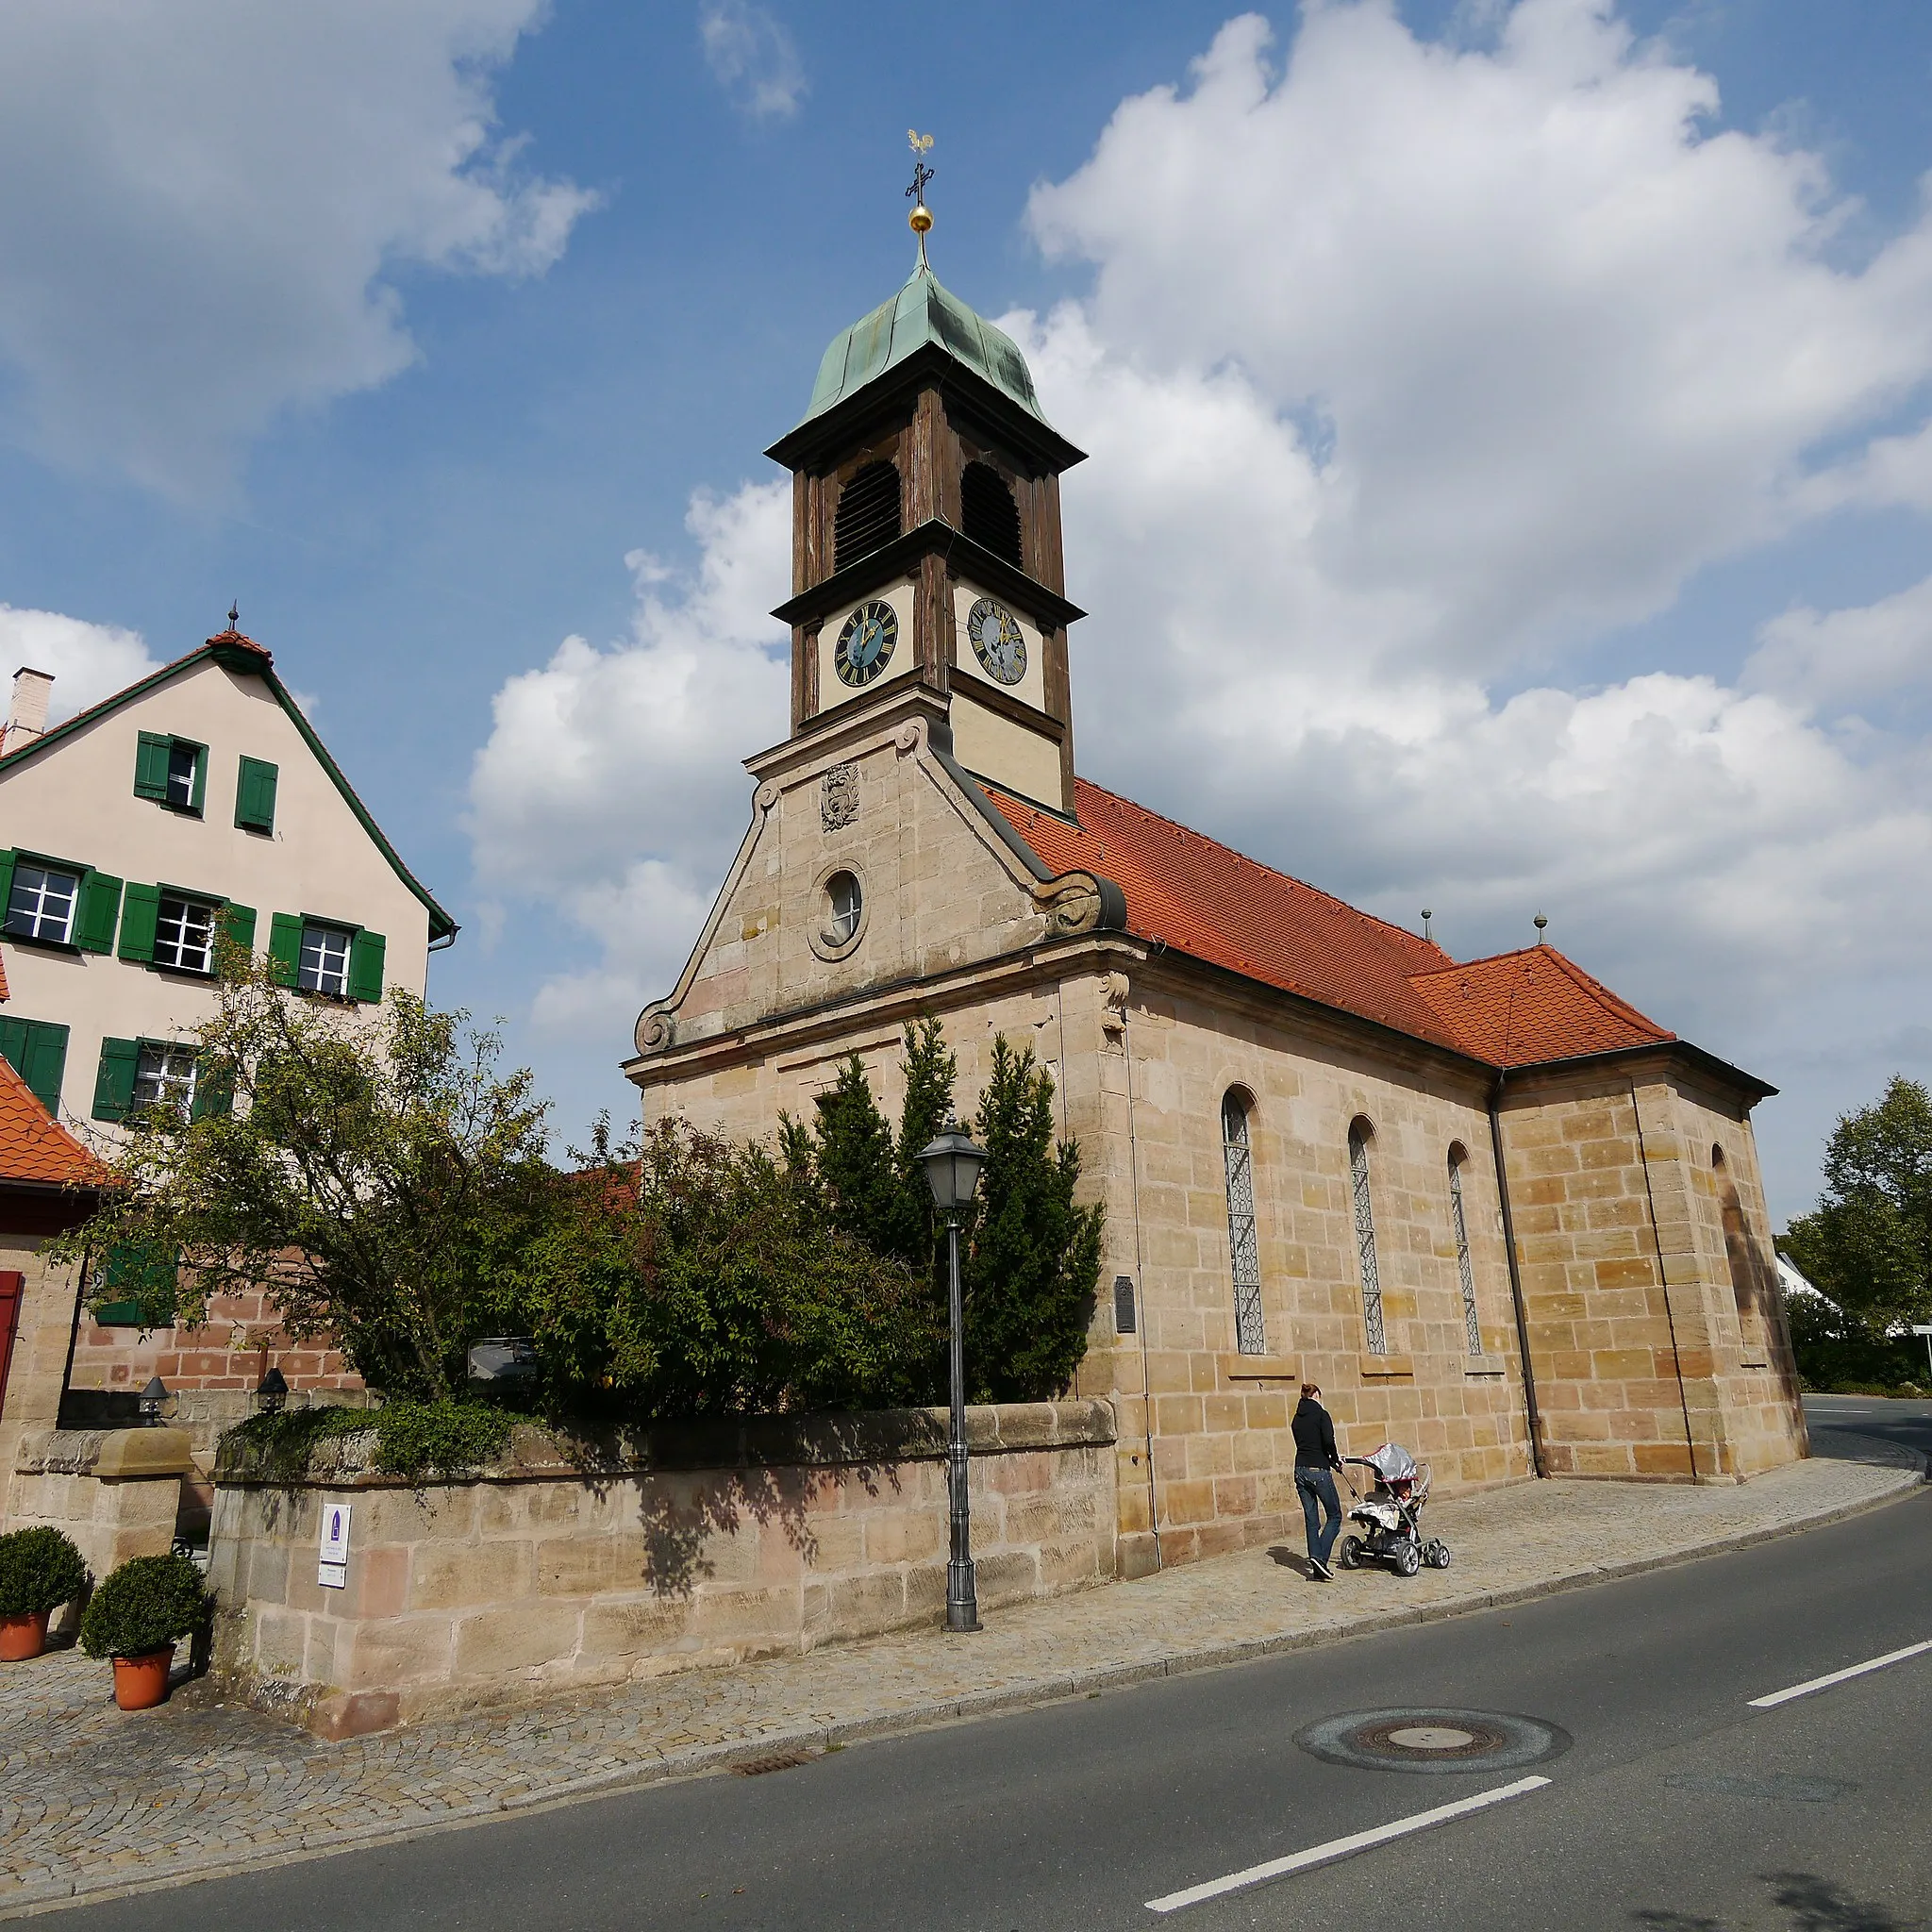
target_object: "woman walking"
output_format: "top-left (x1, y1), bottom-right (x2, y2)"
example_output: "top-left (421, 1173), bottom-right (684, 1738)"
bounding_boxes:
top-left (1293, 1382), bottom-right (1344, 1581)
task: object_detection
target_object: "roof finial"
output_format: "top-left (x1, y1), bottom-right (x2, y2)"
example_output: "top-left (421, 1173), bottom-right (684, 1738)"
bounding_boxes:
top-left (226, 601), bottom-right (240, 633)
top-left (1422, 908), bottom-right (1433, 942)
top-left (1533, 911), bottom-right (1548, 944)
top-left (906, 129), bottom-right (934, 270)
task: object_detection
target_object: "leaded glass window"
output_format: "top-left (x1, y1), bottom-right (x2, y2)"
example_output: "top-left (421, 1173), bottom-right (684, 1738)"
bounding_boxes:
top-left (1222, 1092), bottom-right (1266, 1356)
top-left (1449, 1153), bottom-right (1481, 1355)
top-left (1350, 1124), bottom-right (1386, 1354)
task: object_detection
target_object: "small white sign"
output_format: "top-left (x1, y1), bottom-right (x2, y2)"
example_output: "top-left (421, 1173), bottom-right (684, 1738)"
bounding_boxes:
top-left (318, 1499), bottom-right (352, 1589)
top-left (1913, 1325), bottom-right (1932, 1337)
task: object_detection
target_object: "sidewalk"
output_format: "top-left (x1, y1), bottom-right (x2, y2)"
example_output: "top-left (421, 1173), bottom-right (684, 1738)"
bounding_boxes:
top-left (0, 1432), bottom-right (1920, 1918)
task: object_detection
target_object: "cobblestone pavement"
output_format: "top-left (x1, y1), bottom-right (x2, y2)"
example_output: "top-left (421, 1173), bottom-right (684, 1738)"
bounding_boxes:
top-left (1, 1434), bottom-right (1919, 1918)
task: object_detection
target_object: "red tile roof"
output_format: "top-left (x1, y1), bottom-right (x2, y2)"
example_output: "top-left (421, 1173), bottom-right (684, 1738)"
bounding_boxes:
top-left (1408, 947), bottom-right (1674, 1068)
top-left (0, 950), bottom-right (9, 1002)
top-left (0, 1057), bottom-right (104, 1190)
top-left (983, 776), bottom-right (1674, 1074)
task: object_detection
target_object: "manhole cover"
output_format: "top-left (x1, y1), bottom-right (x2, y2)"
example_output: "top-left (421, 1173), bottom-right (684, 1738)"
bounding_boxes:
top-left (1296, 1707), bottom-right (1570, 1775)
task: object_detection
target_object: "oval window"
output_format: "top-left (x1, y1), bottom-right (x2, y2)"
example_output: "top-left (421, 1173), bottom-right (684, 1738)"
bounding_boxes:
top-left (824, 871), bottom-right (862, 946)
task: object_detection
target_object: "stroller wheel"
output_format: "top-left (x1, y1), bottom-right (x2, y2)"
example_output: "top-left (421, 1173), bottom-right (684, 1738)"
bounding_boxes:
top-left (1424, 1539), bottom-right (1451, 1570)
top-left (1393, 1541), bottom-right (1422, 1577)
top-left (1338, 1535), bottom-right (1363, 1571)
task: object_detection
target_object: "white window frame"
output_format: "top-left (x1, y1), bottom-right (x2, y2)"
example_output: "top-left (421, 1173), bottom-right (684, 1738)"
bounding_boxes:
top-left (132, 1041), bottom-right (198, 1114)
top-left (165, 741), bottom-right (200, 810)
top-left (5, 863), bottom-right (79, 943)
top-left (153, 893), bottom-right (218, 974)
top-left (298, 921), bottom-right (355, 997)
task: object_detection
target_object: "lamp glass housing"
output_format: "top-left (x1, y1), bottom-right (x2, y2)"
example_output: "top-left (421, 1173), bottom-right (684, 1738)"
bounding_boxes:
top-left (918, 1125), bottom-right (988, 1214)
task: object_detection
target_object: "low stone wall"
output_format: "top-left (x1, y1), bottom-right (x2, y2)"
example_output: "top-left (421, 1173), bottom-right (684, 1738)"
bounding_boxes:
top-left (208, 1400), bottom-right (1118, 1737)
top-left (8, 1428), bottom-right (194, 1629)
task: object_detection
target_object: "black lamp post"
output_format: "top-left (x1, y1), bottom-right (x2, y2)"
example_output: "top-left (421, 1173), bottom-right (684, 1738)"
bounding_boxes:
top-left (255, 1366), bottom-right (289, 1415)
top-left (918, 1119), bottom-right (989, 1633)
top-left (139, 1374), bottom-right (171, 1427)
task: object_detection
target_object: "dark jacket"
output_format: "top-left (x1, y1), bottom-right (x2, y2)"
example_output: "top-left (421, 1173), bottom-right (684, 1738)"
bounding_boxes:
top-left (1292, 1396), bottom-right (1341, 1470)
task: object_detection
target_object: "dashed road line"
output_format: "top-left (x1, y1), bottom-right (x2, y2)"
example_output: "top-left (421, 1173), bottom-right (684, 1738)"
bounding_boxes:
top-left (1748, 1639), bottom-right (1932, 1709)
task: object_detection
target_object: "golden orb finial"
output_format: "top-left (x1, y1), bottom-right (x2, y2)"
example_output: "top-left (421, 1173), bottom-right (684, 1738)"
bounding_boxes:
top-left (906, 130), bottom-right (935, 267)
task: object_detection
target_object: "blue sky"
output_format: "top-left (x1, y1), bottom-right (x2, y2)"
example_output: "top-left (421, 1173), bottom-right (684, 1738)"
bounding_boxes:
top-left (3, 0), bottom-right (1930, 1219)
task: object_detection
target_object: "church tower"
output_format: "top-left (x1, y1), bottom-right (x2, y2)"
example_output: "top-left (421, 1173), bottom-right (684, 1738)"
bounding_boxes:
top-left (763, 199), bottom-right (1086, 814)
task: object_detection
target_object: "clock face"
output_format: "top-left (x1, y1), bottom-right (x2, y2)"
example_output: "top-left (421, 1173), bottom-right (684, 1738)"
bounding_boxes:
top-left (834, 600), bottom-right (898, 689)
top-left (966, 597), bottom-right (1027, 686)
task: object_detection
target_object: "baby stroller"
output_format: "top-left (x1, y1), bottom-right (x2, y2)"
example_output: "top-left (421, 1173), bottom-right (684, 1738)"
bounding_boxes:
top-left (1337, 1442), bottom-right (1450, 1577)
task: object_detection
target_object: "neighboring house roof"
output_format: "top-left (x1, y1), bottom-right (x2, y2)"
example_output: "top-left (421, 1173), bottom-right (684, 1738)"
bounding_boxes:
top-left (0, 627), bottom-right (457, 941)
top-left (797, 263), bottom-right (1054, 430)
top-left (0, 1055), bottom-right (102, 1190)
top-left (0, 949), bottom-right (9, 1002)
top-left (1407, 946), bottom-right (1674, 1069)
top-left (983, 775), bottom-right (1708, 1081)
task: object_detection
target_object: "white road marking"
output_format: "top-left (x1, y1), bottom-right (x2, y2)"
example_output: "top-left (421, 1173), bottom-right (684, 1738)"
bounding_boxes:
top-left (1749, 1639), bottom-right (1932, 1709)
top-left (1143, 1776), bottom-right (1552, 1914)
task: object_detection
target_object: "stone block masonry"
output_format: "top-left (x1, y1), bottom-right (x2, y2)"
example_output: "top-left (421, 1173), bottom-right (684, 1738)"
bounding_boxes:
top-left (208, 1400), bottom-right (1117, 1737)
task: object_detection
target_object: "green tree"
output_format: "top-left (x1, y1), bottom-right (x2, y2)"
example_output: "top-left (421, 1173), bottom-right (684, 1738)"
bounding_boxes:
top-left (962, 1036), bottom-right (1105, 1403)
top-left (508, 1119), bottom-right (942, 1417)
top-left (55, 958), bottom-right (556, 1401)
top-left (1780, 1074), bottom-right (1932, 1339)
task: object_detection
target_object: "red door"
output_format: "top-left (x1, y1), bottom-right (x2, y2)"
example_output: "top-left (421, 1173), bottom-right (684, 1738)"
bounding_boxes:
top-left (0, 1272), bottom-right (25, 1420)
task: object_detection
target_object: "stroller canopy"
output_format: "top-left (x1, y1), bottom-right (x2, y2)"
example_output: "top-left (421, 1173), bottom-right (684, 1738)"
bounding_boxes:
top-left (1365, 1442), bottom-right (1418, 1484)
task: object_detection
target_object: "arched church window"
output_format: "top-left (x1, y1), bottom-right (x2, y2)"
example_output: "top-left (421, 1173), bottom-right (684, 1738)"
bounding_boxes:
top-left (833, 461), bottom-right (901, 573)
top-left (961, 461), bottom-right (1023, 569)
top-left (1349, 1121), bottom-right (1387, 1354)
top-left (1221, 1091), bottom-right (1266, 1355)
top-left (1448, 1147), bottom-right (1481, 1356)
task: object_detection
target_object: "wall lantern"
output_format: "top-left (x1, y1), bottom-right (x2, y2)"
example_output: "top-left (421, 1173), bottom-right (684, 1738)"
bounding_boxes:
top-left (139, 1374), bottom-right (173, 1427)
top-left (255, 1366), bottom-right (289, 1415)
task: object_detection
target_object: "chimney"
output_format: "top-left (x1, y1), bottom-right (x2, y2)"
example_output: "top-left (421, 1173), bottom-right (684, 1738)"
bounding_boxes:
top-left (3, 667), bottom-right (53, 756)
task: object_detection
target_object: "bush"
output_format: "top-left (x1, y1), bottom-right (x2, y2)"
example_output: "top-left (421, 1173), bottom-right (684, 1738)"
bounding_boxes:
top-left (78, 1554), bottom-right (212, 1659)
top-left (0, 1527), bottom-right (90, 1619)
top-left (222, 1399), bottom-right (527, 1481)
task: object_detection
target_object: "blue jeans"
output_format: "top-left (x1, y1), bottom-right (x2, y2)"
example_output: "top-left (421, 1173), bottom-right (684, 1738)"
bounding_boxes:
top-left (1296, 1465), bottom-right (1342, 1567)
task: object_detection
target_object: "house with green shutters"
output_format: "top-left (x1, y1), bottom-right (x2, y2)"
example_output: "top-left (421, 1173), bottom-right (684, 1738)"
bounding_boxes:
top-left (0, 621), bottom-right (457, 1130)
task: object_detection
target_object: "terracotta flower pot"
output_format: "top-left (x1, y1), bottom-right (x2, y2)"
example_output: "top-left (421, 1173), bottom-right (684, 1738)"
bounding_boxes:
top-left (111, 1644), bottom-right (175, 1711)
top-left (0, 1610), bottom-right (49, 1662)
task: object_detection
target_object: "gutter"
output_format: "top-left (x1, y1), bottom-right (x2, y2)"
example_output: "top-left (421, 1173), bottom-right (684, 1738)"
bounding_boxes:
top-left (1488, 1070), bottom-right (1545, 1479)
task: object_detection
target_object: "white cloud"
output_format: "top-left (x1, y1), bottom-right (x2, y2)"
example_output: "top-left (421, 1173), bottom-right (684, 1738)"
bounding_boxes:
top-left (467, 482), bottom-right (792, 1034)
top-left (471, 1), bottom-right (1932, 1213)
top-left (0, 605), bottom-right (158, 723)
top-left (0, 1), bottom-right (597, 499)
top-left (698, 1), bottom-right (807, 122)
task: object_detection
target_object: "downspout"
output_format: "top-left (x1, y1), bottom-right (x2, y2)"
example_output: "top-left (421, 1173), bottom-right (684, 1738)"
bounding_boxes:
top-left (55, 1239), bottom-right (93, 1429)
top-left (1122, 994), bottom-right (1161, 1570)
top-left (1487, 1073), bottom-right (1544, 1478)
top-left (1628, 1077), bottom-right (1701, 1482)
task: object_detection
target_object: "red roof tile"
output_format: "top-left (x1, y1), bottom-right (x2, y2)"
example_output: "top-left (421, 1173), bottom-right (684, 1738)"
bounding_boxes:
top-left (982, 777), bottom-right (1674, 1074)
top-left (0, 950), bottom-right (9, 1002)
top-left (1408, 946), bottom-right (1674, 1068)
top-left (987, 778), bottom-right (1470, 1051)
top-left (0, 1057), bottom-right (104, 1189)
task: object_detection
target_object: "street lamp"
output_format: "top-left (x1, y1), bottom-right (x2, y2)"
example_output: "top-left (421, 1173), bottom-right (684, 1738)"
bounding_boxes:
top-left (255, 1366), bottom-right (289, 1416)
top-left (139, 1374), bottom-right (171, 1427)
top-left (918, 1119), bottom-right (989, 1633)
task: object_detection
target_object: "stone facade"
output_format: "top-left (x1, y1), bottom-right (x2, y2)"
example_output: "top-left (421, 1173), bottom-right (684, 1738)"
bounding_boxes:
top-left (208, 1401), bottom-right (1117, 1737)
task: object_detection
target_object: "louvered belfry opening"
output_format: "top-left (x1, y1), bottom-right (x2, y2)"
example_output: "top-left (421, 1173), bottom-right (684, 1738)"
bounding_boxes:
top-left (961, 461), bottom-right (1023, 569)
top-left (833, 460), bottom-right (901, 573)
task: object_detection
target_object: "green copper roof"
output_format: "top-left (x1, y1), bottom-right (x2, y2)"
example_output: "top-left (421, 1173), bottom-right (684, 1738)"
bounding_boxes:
top-left (801, 264), bottom-right (1050, 427)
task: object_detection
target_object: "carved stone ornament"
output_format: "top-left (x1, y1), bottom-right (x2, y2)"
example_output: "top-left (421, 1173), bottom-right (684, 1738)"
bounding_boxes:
top-left (634, 1008), bottom-right (673, 1055)
top-left (755, 781), bottom-right (779, 813)
top-left (821, 762), bottom-right (859, 832)
top-left (893, 719), bottom-right (923, 756)
top-left (1037, 874), bottom-right (1104, 936)
top-left (1100, 972), bottom-right (1130, 1044)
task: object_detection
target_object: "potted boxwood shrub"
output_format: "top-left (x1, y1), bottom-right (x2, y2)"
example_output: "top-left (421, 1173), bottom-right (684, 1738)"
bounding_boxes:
top-left (0, 1526), bottom-right (91, 1661)
top-left (78, 1553), bottom-right (212, 1710)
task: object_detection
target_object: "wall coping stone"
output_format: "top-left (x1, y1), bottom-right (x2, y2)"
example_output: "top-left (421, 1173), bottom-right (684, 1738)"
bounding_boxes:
top-left (212, 1399), bottom-right (1118, 1491)
top-left (16, 1427), bottom-right (195, 1479)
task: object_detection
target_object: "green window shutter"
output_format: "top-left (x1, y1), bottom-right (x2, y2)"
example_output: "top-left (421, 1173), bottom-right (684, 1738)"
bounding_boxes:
top-left (75, 871), bottom-right (122, 954)
top-left (347, 928), bottom-right (386, 1004)
top-left (190, 1058), bottom-right (232, 1121)
top-left (92, 1037), bottom-right (140, 1122)
top-left (134, 733), bottom-right (172, 801)
top-left (0, 850), bottom-right (14, 919)
top-left (189, 741), bottom-right (208, 814)
top-left (219, 902), bottom-right (257, 959)
top-left (267, 912), bottom-right (303, 986)
top-left (235, 757), bottom-right (277, 833)
top-left (18, 1022), bottom-right (69, 1118)
top-left (117, 882), bottom-right (159, 963)
top-left (0, 1020), bottom-right (25, 1080)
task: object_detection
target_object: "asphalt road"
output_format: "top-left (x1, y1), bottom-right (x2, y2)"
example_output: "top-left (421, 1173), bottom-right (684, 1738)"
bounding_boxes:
top-left (48, 1406), bottom-right (1932, 1932)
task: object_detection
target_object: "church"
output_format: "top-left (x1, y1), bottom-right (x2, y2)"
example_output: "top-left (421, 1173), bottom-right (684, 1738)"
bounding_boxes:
top-left (624, 207), bottom-right (1808, 1578)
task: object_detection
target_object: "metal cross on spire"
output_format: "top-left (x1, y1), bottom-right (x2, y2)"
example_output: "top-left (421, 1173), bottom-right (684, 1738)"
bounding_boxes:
top-left (906, 130), bottom-right (935, 267)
